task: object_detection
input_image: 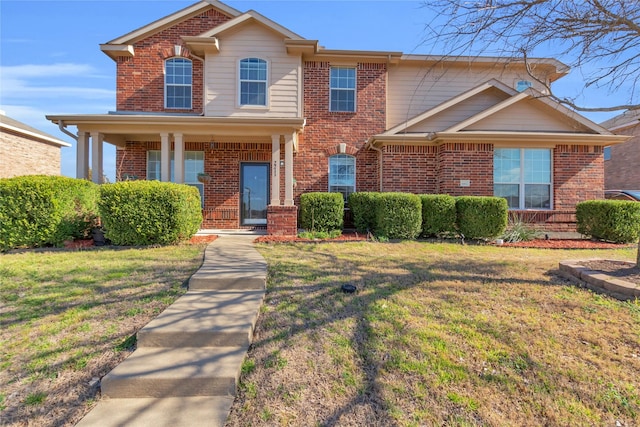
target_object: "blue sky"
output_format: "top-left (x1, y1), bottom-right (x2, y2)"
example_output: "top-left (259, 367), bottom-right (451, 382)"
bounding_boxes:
top-left (0, 0), bottom-right (627, 180)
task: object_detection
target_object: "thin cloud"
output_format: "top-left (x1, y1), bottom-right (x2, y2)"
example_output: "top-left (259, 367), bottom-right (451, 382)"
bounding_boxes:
top-left (0, 63), bottom-right (98, 78)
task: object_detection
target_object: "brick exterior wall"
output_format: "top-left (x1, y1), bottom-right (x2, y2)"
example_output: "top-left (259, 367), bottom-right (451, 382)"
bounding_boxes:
top-left (437, 143), bottom-right (494, 196)
top-left (115, 8), bottom-right (231, 113)
top-left (605, 123), bottom-right (640, 189)
top-left (267, 205), bottom-right (298, 236)
top-left (554, 145), bottom-right (604, 210)
top-left (0, 130), bottom-right (63, 178)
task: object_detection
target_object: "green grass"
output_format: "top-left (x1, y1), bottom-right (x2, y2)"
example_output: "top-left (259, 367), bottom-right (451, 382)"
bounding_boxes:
top-left (226, 241), bottom-right (640, 426)
top-left (0, 244), bottom-right (205, 426)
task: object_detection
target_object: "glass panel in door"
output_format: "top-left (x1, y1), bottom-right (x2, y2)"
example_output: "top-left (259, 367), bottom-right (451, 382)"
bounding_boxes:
top-left (241, 163), bottom-right (269, 225)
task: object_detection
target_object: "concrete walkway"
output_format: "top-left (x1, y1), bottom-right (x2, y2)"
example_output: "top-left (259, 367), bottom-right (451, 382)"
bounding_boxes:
top-left (76, 234), bottom-right (266, 427)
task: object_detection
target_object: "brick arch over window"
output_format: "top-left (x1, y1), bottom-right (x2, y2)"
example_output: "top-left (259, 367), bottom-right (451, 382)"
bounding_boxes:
top-left (325, 144), bottom-right (359, 156)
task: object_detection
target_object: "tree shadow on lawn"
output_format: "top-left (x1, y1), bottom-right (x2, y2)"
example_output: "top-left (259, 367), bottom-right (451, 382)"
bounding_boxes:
top-left (237, 250), bottom-right (577, 426)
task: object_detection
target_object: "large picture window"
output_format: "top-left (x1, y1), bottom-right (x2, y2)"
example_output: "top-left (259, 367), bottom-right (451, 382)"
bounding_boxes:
top-left (329, 154), bottom-right (355, 202)
top-left (239, 58), bottom-right (267, 106)
top-left (494, 148), bottom-right (551, 209)
top-left (147, 150), bottom-right (204, 206)
top-left (165, 58), bottom-right (192, 109)
top-left (330, 67), bottom-right (356, 112)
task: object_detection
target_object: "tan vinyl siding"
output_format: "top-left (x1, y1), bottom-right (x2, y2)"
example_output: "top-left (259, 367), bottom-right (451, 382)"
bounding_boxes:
top-left (466, 99), bottom-right (592, 132)
top-left (387, 63), bottom-right (542, 129)
top-left (204, 24), bottom-right (300, 117)
top-left (405, 88), bottom-right (510, 132)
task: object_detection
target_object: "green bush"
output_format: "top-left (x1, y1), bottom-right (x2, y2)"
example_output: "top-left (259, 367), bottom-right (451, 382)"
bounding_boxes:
top-left (299, 192), bottom-right (344, 232)
top-left (420, 194), bottom-right (457, 237)
top-left (98, 181), bottom-right (202, 246)
top-left (576, 200), bottom-right (640, 243)
top-left (456, 196), bottom-right (508, 239)
top-left (348, 192), bottom-right (382, 233)
top-left (0, 175), bottom-right (99, 251)
top-left (375, 192), bottom-right (422, 240)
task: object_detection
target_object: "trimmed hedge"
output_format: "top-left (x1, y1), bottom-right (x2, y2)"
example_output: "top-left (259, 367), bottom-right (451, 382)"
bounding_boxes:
top-left (349, 192), bottom-right (382, 233)
top-left (420, 194), bottom-right (457, 237)
top-left (375, 192), bottom-right (422, 240)
top-left (98, 181), bottom-right (202, 246)
top-left (576, 200), bottom-right (640, 243)
top-left (0, 175), bottom-right (99, 251)
top-left (299, 192), bottom-right (344, 232)
top-left (456, 196), bottom-right (508, 239)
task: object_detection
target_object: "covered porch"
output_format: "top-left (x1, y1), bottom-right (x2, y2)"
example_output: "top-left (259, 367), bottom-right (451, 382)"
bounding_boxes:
top-left (46, 114), bottom-right (305, 235)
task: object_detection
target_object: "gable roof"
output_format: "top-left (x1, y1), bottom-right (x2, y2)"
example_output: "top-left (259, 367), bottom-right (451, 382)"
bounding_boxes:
top-left (1, 113), bottom-right (71, 147)
top-left (100, 1), bottom-right (241, 59)
top-left (369, 80), bottom-right (629, 147)
top-left (198, 9), bottom-right (304, 40)
top-left (600, 109), bottom-right (640, 131)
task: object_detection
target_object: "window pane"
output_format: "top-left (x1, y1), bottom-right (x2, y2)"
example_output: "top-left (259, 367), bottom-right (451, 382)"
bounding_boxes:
top-left (240, 58), bottom-right (267, 106)
top-left (241, 81), bottom-right (266, 106)
top-left (165, 58), bottom-right (192, 109)
top-left (493, 148), bottom-right (520, 183)
top-left (330, 68), bottom-right (356, 112)
top-left (329, 154), bottom-right (355, 201)
top-left (524, 149), bottom-right (551, 183)
top-left (494, 184), bottom-right (519, 209)
top-left (525, 184), bottom-right (551, 209)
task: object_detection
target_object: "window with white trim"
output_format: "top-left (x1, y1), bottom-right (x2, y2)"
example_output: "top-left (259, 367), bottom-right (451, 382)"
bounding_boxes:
top-left (516, 80), bottom-right (532, 92)
top-left (494, 148), bottom-right (551, 209)
top-left (329, 154), bottom-right (355, 202)
top-left (147, 150), bottom-right (204, 206)
top-left (330, 67), bottom-right (356, 112)
top-left (239, 58), bottom-right (267, 106)
top-left (604, 146), bottom-right (611, 161)
top-left (165, 58), bottom-right (192, 109)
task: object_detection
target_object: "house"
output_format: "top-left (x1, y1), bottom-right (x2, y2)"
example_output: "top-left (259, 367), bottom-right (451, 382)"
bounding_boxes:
top-left (46, 0), bottom-right (629, 235)
top-left (601, 109), bottom-right (640, 190)
top-left (1, 111), bottom-right (71, 179)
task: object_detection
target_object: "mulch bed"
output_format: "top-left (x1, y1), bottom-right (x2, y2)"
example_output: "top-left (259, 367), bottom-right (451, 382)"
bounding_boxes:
top-left (578, 259), bottom-right (640, 286)
top-left (60, 234), bottom-right (218, 249)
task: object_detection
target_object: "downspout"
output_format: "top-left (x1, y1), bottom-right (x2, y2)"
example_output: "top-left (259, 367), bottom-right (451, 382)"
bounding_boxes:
top-left (190, 51), bottom-right (206, 116)
top-left (58, 120), bottom-right (77, 142)
top-left (365, 138), bottom-right (384, 192)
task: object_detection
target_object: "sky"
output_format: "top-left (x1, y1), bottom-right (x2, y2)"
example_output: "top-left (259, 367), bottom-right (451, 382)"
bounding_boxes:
top-left (0, 0), bottom-right (630, 181)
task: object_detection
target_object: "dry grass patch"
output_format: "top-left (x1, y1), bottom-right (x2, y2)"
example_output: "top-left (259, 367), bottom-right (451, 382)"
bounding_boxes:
top-left (227, 242), bottom-right (640, 426)
top-left (0, 245), bottom-right (206, 427)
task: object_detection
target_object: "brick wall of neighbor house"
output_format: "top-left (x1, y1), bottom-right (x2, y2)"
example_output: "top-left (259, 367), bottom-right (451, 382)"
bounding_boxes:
top-left (0, 130), bottom-right (62, 178)
top-left (115, 8), bottom-right (231, 113)
top-left (116, 140), bottom-right (272, 229)
top-left (297, 62), bottom-right (386, 202)
top-left (605, 124), bottom-right (640, 189)
top-left (437, 143), bottom-right (494, 196)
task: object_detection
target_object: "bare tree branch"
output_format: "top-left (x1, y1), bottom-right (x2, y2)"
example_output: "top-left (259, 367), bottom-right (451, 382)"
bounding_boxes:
top-left (421, 0), bottom-right (640, 112)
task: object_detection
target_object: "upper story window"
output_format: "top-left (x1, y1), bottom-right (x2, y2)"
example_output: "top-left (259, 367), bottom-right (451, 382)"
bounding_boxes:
top-left (516, 80), bottom-right (532, 92)
top-left (239, 58), bottom-right (267, 106)
top-left (165, 58), bottom-right (192, 109)
top-left (329, 154), bottom-right (356, 202)
top-left (330, 67), bottom-right (356, 112)
top-left (494, 148), bottom-right (552, 210)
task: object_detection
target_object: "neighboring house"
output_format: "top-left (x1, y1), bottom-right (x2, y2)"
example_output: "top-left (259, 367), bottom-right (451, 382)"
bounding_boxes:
top-left (1, 111), bottom-right (71, 178)
top-left (46, 0), bottom-right (629, 235)
top-left (601, 109), bottom-right (640, 190)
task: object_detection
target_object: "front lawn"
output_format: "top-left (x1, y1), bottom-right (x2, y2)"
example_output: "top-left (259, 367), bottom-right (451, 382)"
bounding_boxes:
top-left (228, 242), bottom-right (640, 426)
top-left (0, 245), bottom-right (206, 426)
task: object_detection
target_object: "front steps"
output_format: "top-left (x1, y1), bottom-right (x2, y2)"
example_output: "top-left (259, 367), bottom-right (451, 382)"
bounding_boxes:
top-left (76, 235), bottom-right (266, 427)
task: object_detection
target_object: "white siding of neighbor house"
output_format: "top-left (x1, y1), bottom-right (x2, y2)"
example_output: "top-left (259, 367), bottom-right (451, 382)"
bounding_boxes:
top-left (466, 98), bottom-right (593, 133)
top-left (404, 88), bottom-right (510, 132)
top-left (387, 63), bottom-right (545, 129)
top-left (204, 24), bottom-right (301, 117)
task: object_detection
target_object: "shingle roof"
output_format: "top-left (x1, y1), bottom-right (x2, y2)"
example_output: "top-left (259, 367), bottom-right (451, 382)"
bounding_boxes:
top-left (0, 113), bottom-right (71, 147)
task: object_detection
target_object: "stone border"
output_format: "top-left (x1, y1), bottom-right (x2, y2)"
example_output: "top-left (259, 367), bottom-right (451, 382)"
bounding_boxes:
top-left (559, 260), bottom-right (640, 300)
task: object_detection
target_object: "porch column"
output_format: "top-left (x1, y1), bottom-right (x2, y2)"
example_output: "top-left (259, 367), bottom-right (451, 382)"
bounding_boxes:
top-left (90, 132), bottom-right (103, 184)
top-left (76, 131), bottom-right (89, 180)
top-left (160, 132), bottom-right (170, 182)
top-left (271, 134), bottom-right (281, 206)
top-left (174, 133), bottom-right (184, 184)
top-left (284, 133), bottom-right (294, 206)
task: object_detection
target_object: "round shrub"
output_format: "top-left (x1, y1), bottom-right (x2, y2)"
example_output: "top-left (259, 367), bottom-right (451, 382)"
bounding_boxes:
top-left (456, 196), bottom-right (508, 239)
top-left (576, 200), bottom-right (640, 243)
top-left (300, 192), bottom-right (344, 232)
top-left (98, 181), bottom-right (202, 246)
top-left (420, 194), bottom-right (457, 237)
top-left (348, 192), bottom-right (382, 233)
top-left (375, 192), bottom-right (422, 240)
top-left (0, 175), bottom-right (99, 250)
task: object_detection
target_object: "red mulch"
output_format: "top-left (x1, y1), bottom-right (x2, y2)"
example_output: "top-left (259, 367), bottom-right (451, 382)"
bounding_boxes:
top-left (61, 235), bottom-right (218, 249)
top-left (188, 235), bottom-right (218, 244)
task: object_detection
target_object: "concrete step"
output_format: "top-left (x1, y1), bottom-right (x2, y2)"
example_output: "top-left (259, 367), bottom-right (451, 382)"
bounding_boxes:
top-left (137, 290), bottom-right (265, 348)
top-left (75, 396), bottom-right (234, 427)
top-left (101, 347), bottom-right (246, 398)
top-left (188, 237), bottom-right (267, 290)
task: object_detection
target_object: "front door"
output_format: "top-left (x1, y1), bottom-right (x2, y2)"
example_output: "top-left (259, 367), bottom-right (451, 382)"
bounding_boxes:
top-left (240, 163), bottom-right (269, 226)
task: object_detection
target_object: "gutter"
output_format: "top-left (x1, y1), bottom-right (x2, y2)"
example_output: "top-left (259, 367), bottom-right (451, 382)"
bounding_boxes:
top-left (58, 120), bottom-right (77, 143)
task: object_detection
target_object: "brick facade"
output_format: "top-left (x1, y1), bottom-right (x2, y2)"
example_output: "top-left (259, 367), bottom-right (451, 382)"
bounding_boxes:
top-left (0, 129), bottom-right (63, 178)
top-left (605, 123), bottom-right (640, 189)
top-left (116, 8), bottom-right (231, 113)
